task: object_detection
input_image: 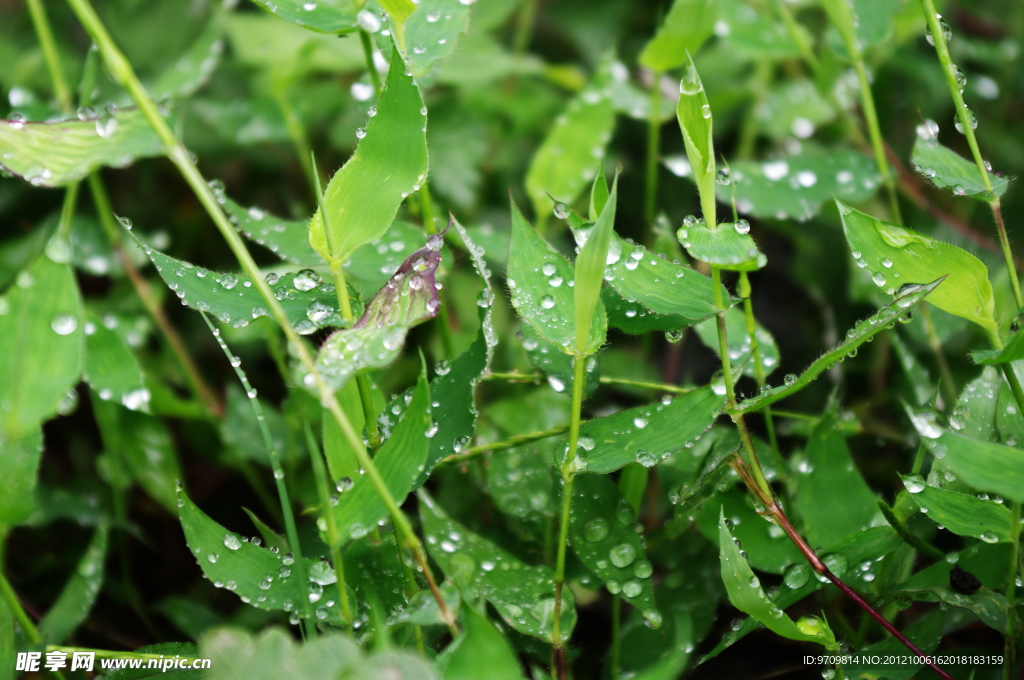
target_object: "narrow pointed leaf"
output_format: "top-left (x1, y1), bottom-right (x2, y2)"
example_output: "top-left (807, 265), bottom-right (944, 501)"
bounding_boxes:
top-left (0, 252), bottom-right (83, 436)
top-left (679, 221), bottom-right (765, 271)
top-left (567, 385), bottom-right (724, 474)
top-left (718, 509), bottom-right (828, 644)
top-left (405, 0), bottom-right (470, 76)
top-left (675, 53), bottom-right (716, 224)
top-left (731, 278), bottom-right (944, 415)
top-left (639, 0), bottom-right (716, 71)
top-left (314, 238), bottom-right (442, 390)
top-left (419, 491), bottom-right (576, 643)
top-left (837, 201), bottom-right (997, 332)
top-left (83, 311), bottom-right (149, 413)
top-left (249, 0), bottom-right (357, 33)
top-left (220, 194), bottom-right (321, 267)
top-left (343, 221), bottom-right (443, 294)
top-left (569, 474), bottom-right (659, 627)
top-left (178, 490), bottom-right (345, 623)
top-left (330, 370), bottom-right (430, 541)
top-left (912, 135), bottom-right (1008, 200)
top-left (0, 109), bottom-right (170, 187)
top-left (916, 430), bottom-right (1024, 503)
top-left (309, 50), bottom-right (428, 266)
top-left (438, 606), bottom-right (526, 680)
top-left (574, 174), bottom-right (618, 355)
top-left (39, 525), bottom-right (108, 644)
top-left (243, 508), bottom-right (290, 554)
top-left (902, 476), bottom-right (1013, 543)
top-left (589, 165), bottom-right (608, 222)
top-left (694, 307), bottom-right (778, 378)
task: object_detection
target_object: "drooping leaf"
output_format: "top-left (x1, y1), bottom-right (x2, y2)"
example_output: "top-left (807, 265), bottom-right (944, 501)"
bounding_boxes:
top-left (178, 490), bottom-right (345, 623)
top-left (314, 239), bottom-right (442, 390)
top-left (678, 220), bottom-right (765, 271)
top-left (437, 606), bottom-right (526, 680)
top-left (912, 134), bottom-right (1009, 200)
top-left (794, 412), bottom-right (879, 548)
top-left (693, 307), bottom-right (778, 379)
top-left (718, 509), bottom-right (830, 645)
top-left (721, 148), bottom-right (880, 221)
top-left (638, 0), bottom-right (716, 72)
top-left (569, 474), bottom-right (659, 626)
top-left (524, 65), bottom-right (615, 224)
top-left (913, 426), bottom-right (1024, 503)
top-left (902, 476), bottom-right (1014, 543)
top-left (330, 369), bottom-right (430, 541)
top-left (568, 385), bottom-right (724, 474)
top-left (404, 0), bottom-right (471, 76)
top-left (419, 491), bottom-right (576, 643)
top-left (695, 488), bottom-right (802, 574)
top-left (0, 108), bottom-right (170, 187)
top-left (675, 52), bottom-right (716, 224)
top-left (573, 173), bottom-right (618, 356)
top-left (83, 310), bottom-right (149, 413)
top-left (521, 323), bottom-right (600, 396)
top-left (731, 278), bottom-right (944, 415)
top-left (0, 252), bottom-right (83, 437)
top-left (309, 48), bottom-right (428, 267)
top-left (249, 0), bottom-right (357, 34)
top-left (507, 200), bottom-right (606, 354)
top-left (39, 525), bottom-right (108, 644)
top-left (93, 398), bottom-right (183, 514)
top-left (837, 201), bottom-right (997, 332)
top-left (219, 193), bottom-right (321, 267)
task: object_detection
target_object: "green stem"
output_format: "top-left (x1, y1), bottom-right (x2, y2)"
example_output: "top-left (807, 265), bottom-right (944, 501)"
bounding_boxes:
top-left (735, 61), bottom-right (771, 159)
top-left (552, 353), bottom-right (587, 667)
top-left (0, 569), bottom-right (41, 644)
top-left (359, 29), bottom-right (381, 93)
top-left (917, 0), bottom-right (1023, 308)
top-left (201, 313), bottom-right (315, 638)
top-left (274, 86), bottom-right (316, 191)
top-left (599, 376), bottom-right (691, 394)
top-left (644, 71), bottom-right (662, 228)
top-left (772, 0), bottom-right (818, 72)
top-left (1006, 502), bottom-right (1021, 680)
top-left (918, 302), bottom-right (957, 406)
top-left (739, 271), bottom-right (780, 461)
top-left (512, 0), bottom-right (538, 55)
top-left (420, 181), bottom-right (438, 236)
top-left (851, 59), bottom-right (902, 226)
top-left (25, 0), bottom-right (73, 112)
top-left (610, 594), bottom-right (621, 680)
top-left (436, 425), bottom-right (570, 468)
top-left (304, 424), bottom-right (353, 634)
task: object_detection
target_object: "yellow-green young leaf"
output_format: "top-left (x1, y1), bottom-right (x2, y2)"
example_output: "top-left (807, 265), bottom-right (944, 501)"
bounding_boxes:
top-left (438, 606), bottom-right (526, 680)
top-left (574, 173), bottom-right (618, 355)
top-left (589, 164), bottom-right (609, 222)
top-left (309, 49), bottom-right (428, 267)
top-left (83, 311), bottom-right (148, 413)
top-left (525, 64), bottom-right (616, 224)
top-left (507, 199), bottom-right (606, 354)
top-left (0, 253), bottom-right (83, 436)
top-left (837, 201), bottom-right (996, 333)
top-left (330, 369), bottom-right (430, 542)
top-left (379, 0), bottom-right (418, 51)
top-left (404, 0), bottom-right (470, 76)
top-left (639, 0), bottom-right (716, 72)
top-left (679, 220), bottom-right (765, 271)
top-left (902, 475), bottom-right (1014, 543)
top-left (675, 54), bottom-right (716, 225)
top-left (0, 108), bottom-right (169, 187)
top-left (718, 509), bottom-right (830, 644)
top-left (912, 134), bottom-right (1009, 200)
top-left (39, 525), bottom-right (108, 644)
top-left (249, 0), bottom-right (357, 34)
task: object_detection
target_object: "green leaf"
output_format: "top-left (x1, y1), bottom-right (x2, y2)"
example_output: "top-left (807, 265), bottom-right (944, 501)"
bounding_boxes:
top-left (717, 509), bottom-right (828, 644)
top-left (380, 0), bottom-right (419, 52)
top-left (93, 399), bottom-right (183, 513)
top-left (731, 278), bottom-right (944, 415)
top-left (794, 412), bottom-right (879, 548)
top-left (0, 108), bottom-right (169, 187)
top-left (902, 476), bottom-right (1014, 543)
top-left (751, 80), bottom-right (837, 142)
top-left (330, 369), bottom-right (430, 541)
top-left (696, 488), bottom-right (802, 574)
top-left (574, 174), bottom-right (618, 355)
top-left (249, 0), bottom-right (357, 33)
top-left (149, 19), bottom-right (224, 100)
top-left (0, 218), bottom-right (57, 289)
top-left (569, 474), bottom-right (659, 626)
top-left (220, 194), bottom-right (321, 267)
top-left (917, 429), bottom-right (1024, 503)
top-left (0, 429), bottom-right (43, 528)
top-left (507, 199), bottom-right (606, 354)
top-left (222, 385), bottom-right (291, 466)
top-left (843, 610), bottom-right (943, 679)
top-left (890, 330), bottom-right (933, 406)
top-left (971, 330), bottom-right (1024, 364)
top-left (0, 252), bottom-right (83, 436)
top-left (137, 237), bottom-right (342, 335)
top-left (638, 0), bottom-right (716, 72)
top-left (404, 0), bottom-right (470, 76)
top-left (524, 67), bottom-right (616, 224)
top-left (675, 53), bottom-right (716, 225)
top-left (224, 13), bottom-right (364, 72)
top-left (521, 323), bottom-right (600, 396)
top-left (309, 49), bottom-right (428, 267)
top-left (720, 147), bottom-right (880, 221)
top-left (324, 380), bottom-right (384, 482)
top-left (343, 221), bottom-right (445, 297)
top-left (83, 310), bottom-right (149, 413)
top-left (912, 134), bottom-right (1009, 200)
top-left (438, 606), bottom-right (526, 680)
top-left (487, 442), bottom-right (556, 521)
top-left (419, 491), bottom-right (576, 643)
top-left (242, 508), bottom-right (290, 554)
top-left (314, 239), bottom-right (442, 390)
top-left (678, 220), bottom-right (765, 271)
top-left (949, 366), bottom-right (1001, 443)
top-left (891, 583), bottom-right (1009, 634)
top-left (717, 0), bottom-right (804, 59)
top-left (178, 490), bottom-right (345, 623)
top-left (589, 165), bottom-right (609, 221)
top-left (568, 385), bottom-right (724, 474)
top-left (201, 627), bottom-right (434, 680)
top-left (837, 201), bottom-right (997, 332)
top-left (616, 611), bottom-right (694, 680)
top-left (39, 524), bottom-right (108, 644)
top-left (694, 307), bottom-right (778, 379)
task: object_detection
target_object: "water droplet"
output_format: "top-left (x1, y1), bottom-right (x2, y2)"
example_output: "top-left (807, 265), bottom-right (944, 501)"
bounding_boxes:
top-left (293, 269), bottom-right (321, 291)
top-left (665, 329), bottom-right (684, 343)
top-left (636, 450), bottom-right (657, 467)
top-left (701, 104), bottom-right (711, 119)
top-left (716, 168), bottom-right (731, 185)
top-left (553, 203), bottom-right (568, 219)
top-left (224, 534), bottom-right (242, 550)
top-left (634, 560), bottom-right (653, 578)
top-left (540, 295), bottom-right (556, 309)
top-left (784, 373), bottom-right (797, 385)
top-left (583, 519), bottom-right (609, 542)
top-left (51, 314), bottom-right (78, 335)
top-left (904, 474), bottom-right (926, 493)
top-left (954, 108), bottom-right (978, 134)
top-left (872, 271), bottom-right (886, 287)
top-left (609, 543), bottom-right (637, 568)
top-left (783, 563), bottom-right (810, 588)
top-left (622, 580), bottom-right (642, 597)
top-left (734, 220), bottom-right (750, 235)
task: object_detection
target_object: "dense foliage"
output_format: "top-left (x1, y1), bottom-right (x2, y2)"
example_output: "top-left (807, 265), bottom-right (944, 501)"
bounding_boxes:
top-left (1, 0), bottom-right (1022, 678)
